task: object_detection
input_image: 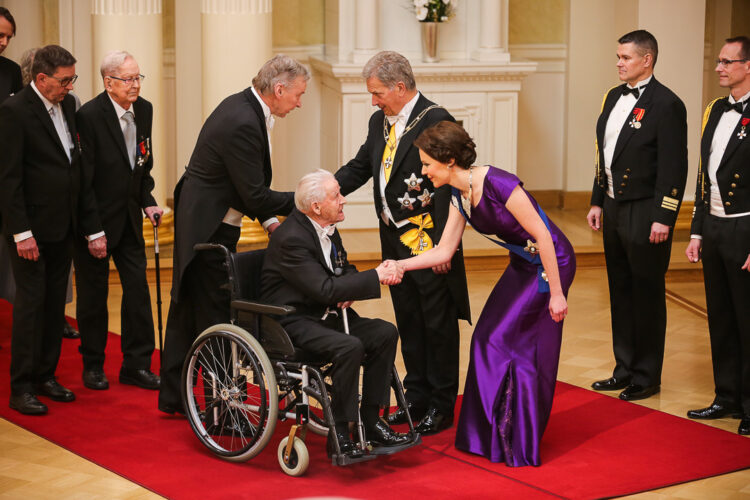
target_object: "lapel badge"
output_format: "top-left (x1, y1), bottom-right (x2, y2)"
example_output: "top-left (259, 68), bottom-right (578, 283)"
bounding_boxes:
top-left (404, 173), bottom-right (423, 191)
top-left (738, 118), bottom-right (749, 140)
top-left (136, 137), bottom-right (151, 167)
top-left (524, 239), bottom-right (538, 256)
top-left (417, 189), bottom-right (432, 207)
top-left (670, 188), bottom-right (678, 197)
top-left (397, 191), bottom-right (417, 210)
top-left (629, 107), bottom-right (645, 129)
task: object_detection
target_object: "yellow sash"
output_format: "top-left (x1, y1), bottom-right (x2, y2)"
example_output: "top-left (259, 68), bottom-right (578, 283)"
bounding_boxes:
top-left (399, 213), bottom-right (434, 255)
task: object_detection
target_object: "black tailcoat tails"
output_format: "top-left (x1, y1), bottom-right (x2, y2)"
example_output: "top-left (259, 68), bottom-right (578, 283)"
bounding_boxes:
top-left (591, 78), bottom-right (688, 387)
top-left (690, 97), bottom-right (750, 414)
top-left (0, 86), bottom-right (99, 395)
top-left (335, 94), bottom-right (470, 415)
top-left (73, 91), bottom-right (158, 372)
top-left (158, 87), bottom-right (295, 411)
top-left (261, 209), bottom-right (398, 422)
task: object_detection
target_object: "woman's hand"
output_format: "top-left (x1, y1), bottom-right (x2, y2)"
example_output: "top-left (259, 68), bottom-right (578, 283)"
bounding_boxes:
top-left (549, 293), bottom-right (568, 323)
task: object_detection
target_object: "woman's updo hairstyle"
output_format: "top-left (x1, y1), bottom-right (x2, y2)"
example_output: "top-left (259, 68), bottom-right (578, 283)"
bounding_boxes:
top-left (414, 121), bottom-right (477, 169)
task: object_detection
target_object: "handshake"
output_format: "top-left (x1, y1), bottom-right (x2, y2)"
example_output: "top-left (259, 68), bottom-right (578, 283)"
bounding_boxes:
top-left (375, 259), bottom-right (405, 285)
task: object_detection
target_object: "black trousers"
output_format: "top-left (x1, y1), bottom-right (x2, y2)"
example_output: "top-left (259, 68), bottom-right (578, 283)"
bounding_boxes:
top-left (603, 196), bottom-right (673, 387)
top-left (7, 233), bottom-right (72, 395)
top-left (283, 311), bottom-right (398, 423)
top-left (73, 217), bottom-right (155, 371)
top-left (379, 220), bottom-right (460, 414)
top-left (701, 214), bottom-right (750, 414)
top-left (158, 223), bottom-right (240, 409)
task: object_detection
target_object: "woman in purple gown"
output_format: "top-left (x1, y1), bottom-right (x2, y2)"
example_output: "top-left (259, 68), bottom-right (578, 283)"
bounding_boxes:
top-left (398, 121), bottom-right (576, 466)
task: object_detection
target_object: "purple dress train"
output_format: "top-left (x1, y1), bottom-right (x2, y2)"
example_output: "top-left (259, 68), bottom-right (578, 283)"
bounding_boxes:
top-left (455, 167), bottom-right (576, 467)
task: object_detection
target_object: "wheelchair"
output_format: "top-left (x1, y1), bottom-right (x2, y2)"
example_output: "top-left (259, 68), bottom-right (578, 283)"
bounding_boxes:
top-left (180, 244), bottom-right (421, 476)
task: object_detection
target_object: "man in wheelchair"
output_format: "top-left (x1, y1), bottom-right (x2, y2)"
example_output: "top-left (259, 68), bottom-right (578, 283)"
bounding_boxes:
top-left (261, 170), bottom-right (412, 457)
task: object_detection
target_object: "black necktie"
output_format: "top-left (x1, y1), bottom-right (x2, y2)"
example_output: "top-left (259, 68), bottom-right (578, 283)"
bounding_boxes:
top-left (622, 86), bottom-right (644, 99)
top-left (723, 99), bottom-right (745, 113)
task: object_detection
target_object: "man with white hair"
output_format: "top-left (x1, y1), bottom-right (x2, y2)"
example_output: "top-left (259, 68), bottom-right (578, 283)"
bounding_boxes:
top-left (159, 55), bottom-right (308, 414)
top-left (74, 51), bottom-right (162, 391)
top-left (261, 170), bottom-right (410, 457)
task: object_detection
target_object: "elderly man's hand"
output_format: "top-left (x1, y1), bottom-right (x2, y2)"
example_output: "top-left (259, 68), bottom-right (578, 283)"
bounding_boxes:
top-left (88, 235), bottom-right (108, 259)
top-left (376, 260), bottom-right (403, 285)
top-left (16, 237), bottom-right (40, 261)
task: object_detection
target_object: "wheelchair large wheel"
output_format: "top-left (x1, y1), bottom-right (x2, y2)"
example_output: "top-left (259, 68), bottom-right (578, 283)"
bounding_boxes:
top-left (306, 375), bottom-right (331, 437)
top-left (181, 324), bottom-right (278, 462)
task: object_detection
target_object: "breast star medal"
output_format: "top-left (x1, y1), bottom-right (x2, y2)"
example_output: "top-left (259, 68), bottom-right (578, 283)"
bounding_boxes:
top-left (404, 173), bottom-right (423, 192)
top-left (524, 239), bottom-right (538, 255)
top-left (397, 191), bottom-right (417, 210)
top-left (417, 189), bottom-right (432, 207)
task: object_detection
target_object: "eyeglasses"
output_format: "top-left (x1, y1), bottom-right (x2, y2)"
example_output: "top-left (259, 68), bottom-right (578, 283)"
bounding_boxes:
top-left (47, 74), bottom-right (78, 87)
top-left (108, 74), bottom-right (145, 86)
top-left (715, 58), bottom-right (748, 67)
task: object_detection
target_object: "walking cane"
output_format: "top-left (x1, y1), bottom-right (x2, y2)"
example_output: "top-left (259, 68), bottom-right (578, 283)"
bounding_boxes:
top-left (152, 213), bottom-right (163, 366)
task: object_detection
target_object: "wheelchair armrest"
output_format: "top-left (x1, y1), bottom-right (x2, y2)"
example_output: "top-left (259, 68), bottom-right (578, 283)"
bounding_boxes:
top-left (231, 300), bottom-right (296, 316)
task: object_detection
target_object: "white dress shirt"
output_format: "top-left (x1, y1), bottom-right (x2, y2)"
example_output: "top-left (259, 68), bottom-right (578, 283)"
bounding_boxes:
top-left (603, 75), bottom-right (653, 198)
top-left (306, 216), bottom-right (336, 271)
top-left (380, 91), bottom-right (421, 228)
top-left (222, 87), bottom-right (278, 230)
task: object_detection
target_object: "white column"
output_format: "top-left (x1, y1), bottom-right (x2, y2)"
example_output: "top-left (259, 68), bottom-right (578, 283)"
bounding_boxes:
top-left (472, 0), bottom-right (510, 63)
top-left (352, 0), bottom-right (378, 63)
top-left (201, 0), bottom-right (272, 119)
top-left (175, 0), bottom-right (202, 186)
top-left (58, 0), bottom-right (94, 102)
top-left (91, 0), bottom-right (167, 206)
top-left (92, 0), bottom-right (166, 205)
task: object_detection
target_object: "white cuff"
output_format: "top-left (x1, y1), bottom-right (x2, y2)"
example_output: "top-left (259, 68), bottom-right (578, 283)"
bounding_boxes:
top-left (262, 218), bottom-right (279, 230)
top-left (87, 231), bottom-right (106, 241)
top-left (690, 234), bottom-right (703, 240)
top-left (13, 231), bottom-right (33, 243)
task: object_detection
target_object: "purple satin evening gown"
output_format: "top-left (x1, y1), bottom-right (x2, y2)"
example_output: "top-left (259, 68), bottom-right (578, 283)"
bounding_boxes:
top-left (455, 167), bottom-right (576, 467)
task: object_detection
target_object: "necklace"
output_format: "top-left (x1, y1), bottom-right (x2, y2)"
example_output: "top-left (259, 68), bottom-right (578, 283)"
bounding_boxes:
top-left (460, 166), bottom-right (474, 218)
top-left (382, 104), bottom-right (443, 143)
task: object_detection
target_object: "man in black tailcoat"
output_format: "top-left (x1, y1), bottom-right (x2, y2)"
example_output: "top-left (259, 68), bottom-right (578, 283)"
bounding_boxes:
top-left (334, 51), bottom-right (470, 435)
top-left (74, 51), bottom-right (162, 392)
top-left (0, 45), bottom-right (106, 415)
top-left (685, 36), bottom-right (750, 435)
top-left (158, 55), bottom-right (307, 414)
top-left (587, 30), bottom-right (688, 401)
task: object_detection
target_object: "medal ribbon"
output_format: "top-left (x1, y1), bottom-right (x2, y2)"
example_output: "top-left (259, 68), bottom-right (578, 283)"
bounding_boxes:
top-left (399, 213), bottom-right (434, 255)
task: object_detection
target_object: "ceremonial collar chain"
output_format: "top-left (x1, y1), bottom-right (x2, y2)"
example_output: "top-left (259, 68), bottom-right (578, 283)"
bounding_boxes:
top-left (382, 104), bottom-right (443, 143)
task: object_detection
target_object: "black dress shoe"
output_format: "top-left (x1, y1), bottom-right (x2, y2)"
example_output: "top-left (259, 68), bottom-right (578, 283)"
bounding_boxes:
top-left (687, 403), bottom-right (742, 420)
top-left (158, 401), bottom-right (185, 415)
top-left (387, 403), bottom-right (426, 426)
top-left (591, 376), bottom-right (631, 391)
top-left (366, 418), bottom-right (411, 446)
top-left (120, 368), bottom-right (160, 390)
top-left (327, 430), bottom-right (363, 458)
top-left (619, 384), bottom-right (660, 401)
top-left (62, 322), bottom-right (80, 339)
top-left (82, 369), bottom-right (109, 390)
top-left (739, 416), bottom-right (750, 435)
top-left (415, 407), bottom-right (454, 435)
top-left (9, 393), bottom-right (48, 415)
top-left (35, 379), bottom-right (75, 402)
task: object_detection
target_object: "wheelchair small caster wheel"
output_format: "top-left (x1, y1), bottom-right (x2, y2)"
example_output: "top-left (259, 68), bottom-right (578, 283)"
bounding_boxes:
top-left (278, 436), bottom-right (309, 476)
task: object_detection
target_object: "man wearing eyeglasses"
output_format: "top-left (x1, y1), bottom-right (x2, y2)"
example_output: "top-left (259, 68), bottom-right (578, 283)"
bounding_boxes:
top-left (587, 30), bottom-right (688, 402)
top-left (158, 55), bottom-right (307, 415)
top-left (73, 51), bottom-right (162, 393)
top-left (0, 45), bottom-right (104, 415)
top-left (685, 36), bottom-right (750, 436)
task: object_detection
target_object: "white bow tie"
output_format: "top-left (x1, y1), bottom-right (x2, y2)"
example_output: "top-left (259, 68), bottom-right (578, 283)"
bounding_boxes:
top-left (386, 114), bottom-right (404, 126)
top-left (316, 224), bottom-right (335, 238)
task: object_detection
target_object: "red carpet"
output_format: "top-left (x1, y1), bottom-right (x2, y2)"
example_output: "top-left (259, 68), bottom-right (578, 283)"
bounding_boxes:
top-left (1, 298), bottom-right (749, 500)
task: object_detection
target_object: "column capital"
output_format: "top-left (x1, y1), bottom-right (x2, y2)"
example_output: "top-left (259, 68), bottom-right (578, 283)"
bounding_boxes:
top-left (92, 0), bottom-right (162, 16)
top-left (201, 0), bottom-right (272, 15)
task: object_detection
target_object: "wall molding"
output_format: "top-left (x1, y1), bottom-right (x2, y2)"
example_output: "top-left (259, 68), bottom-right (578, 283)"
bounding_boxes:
top-left (509, 43), bottom-right (567, 73)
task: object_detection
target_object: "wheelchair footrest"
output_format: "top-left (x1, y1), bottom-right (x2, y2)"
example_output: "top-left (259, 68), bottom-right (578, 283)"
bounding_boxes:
top-left (332, 453), bottom-right (378, 466)
top-left (368, 433), bottom-right (422, 456)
